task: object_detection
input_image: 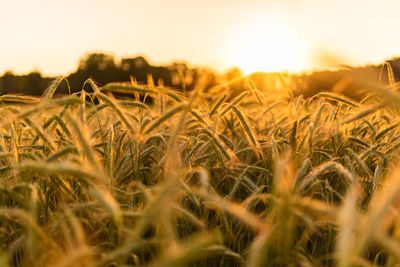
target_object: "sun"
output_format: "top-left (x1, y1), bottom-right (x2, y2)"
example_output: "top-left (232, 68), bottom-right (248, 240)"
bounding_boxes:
top-left (222, 17), bottom-right (310, 74)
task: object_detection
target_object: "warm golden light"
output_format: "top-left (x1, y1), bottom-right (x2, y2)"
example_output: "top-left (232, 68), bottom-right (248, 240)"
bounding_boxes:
top-left (223, 17), bottom-right (310, 74)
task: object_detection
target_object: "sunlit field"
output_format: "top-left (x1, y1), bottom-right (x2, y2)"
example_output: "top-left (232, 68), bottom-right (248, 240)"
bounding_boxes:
top-left (1, 70), bottom-right (400, 266)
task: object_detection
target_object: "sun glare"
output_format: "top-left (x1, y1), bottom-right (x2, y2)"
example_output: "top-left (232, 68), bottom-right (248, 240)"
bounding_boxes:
top-left (223, 17), bottom-right (310, 74)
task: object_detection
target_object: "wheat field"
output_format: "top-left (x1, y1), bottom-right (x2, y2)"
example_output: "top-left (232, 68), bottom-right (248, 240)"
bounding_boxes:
top-left (1, 74), bottom-right (400, 266)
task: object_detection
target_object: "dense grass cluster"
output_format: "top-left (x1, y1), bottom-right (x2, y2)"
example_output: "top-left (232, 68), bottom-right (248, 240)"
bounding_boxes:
top-left (2, 75), bottom-right (400, 266)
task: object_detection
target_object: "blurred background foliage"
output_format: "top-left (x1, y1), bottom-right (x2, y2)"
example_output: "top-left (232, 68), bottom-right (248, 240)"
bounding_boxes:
top-left (0, 52), bottom-right (399, 99)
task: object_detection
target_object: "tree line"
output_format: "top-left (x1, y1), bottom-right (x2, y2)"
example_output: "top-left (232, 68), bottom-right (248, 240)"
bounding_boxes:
top-left (1, 52), bottom-right (399, 100)
top-left (0, 53), bottom-right (216, 96)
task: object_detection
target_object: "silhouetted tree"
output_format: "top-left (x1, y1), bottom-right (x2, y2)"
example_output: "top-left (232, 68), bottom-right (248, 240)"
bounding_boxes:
top-left (67, 53), bottom-right (119, 92)
top-left (0, 71), bottom-right (16, 94)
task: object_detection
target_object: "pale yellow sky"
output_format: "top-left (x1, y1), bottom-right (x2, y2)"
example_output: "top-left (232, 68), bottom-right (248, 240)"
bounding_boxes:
top-left (1, 0), bottom-right (400, 75)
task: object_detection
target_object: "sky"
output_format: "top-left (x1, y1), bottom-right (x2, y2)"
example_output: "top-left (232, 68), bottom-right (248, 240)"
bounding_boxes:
top-left (2, 0), bottom-right (400, 75)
